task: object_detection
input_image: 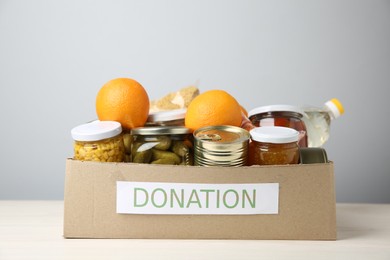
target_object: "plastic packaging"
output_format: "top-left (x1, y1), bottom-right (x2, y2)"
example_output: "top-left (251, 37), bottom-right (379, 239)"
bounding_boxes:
top-left (240, 111), bottom-right (256, 132)
top-left (302, 98), bottom-right (344, 147)
top-left (71, 120), bottom-right (125, 162)
top-left (248, 126), bottom-right (300, 165)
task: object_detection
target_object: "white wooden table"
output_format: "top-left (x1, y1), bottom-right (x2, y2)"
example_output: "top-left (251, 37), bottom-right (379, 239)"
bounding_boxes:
top-left (0, 201), bottom-right (389, 259)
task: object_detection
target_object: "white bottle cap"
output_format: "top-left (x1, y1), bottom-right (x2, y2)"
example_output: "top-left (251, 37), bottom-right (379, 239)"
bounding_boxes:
top-left (250, 126), bottom-right (299, 144)
top-left (71, 120), bottom-right (122, 141)
top-left (325, 98), bottom-right (344, 119)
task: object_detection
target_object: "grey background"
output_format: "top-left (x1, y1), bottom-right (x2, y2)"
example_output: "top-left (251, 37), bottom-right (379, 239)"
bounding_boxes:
top-left (0, 0), bottom-right (389, 202)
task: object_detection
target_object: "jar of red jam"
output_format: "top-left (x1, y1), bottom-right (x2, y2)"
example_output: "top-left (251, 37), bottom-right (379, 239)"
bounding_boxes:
top-left (248, 105), bottom-right (308, 147)
top-left (248, 126), bottom-right (300, 166)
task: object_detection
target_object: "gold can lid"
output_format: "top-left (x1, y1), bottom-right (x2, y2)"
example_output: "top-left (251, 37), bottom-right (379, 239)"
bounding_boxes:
top-left (194, 125), bottom-right (249, 144)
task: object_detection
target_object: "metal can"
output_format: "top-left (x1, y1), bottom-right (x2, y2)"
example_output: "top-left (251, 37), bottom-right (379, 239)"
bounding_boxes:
top-left (193, 125), bottom-right (250, 167)
top-left (299, 147), bottom-right (328, 164)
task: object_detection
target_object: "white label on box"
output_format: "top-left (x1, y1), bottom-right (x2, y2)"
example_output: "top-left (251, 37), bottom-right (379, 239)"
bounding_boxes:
top-left (116, 182), bottom-right (279, 215)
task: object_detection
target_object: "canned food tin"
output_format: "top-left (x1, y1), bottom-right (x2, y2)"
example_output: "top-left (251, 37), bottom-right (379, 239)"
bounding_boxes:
top-left (193, 125), bottom-right (250, 167)
top-left (299, 147), bottom-right (328, 164)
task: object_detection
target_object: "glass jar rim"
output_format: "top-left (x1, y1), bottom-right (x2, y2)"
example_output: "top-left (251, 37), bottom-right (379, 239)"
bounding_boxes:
top-left (250, 126), bottom-right (299, 143)
top-left (71, 120), bottom-right (122, 141)
top-left (131, 126), bottom-right (191, 135)
top-left (248, 105), bottom-right (303, 118)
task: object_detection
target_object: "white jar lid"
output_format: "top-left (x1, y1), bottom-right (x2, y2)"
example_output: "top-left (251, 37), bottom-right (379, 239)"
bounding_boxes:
top-left (250, 126), bottom-right (299, 144)
top-left (147, 108), bottom-right (186, 122)
top-left (248, 105), bottom-right (303, 118)
top-left (71, 120), bottom-right (122, 141)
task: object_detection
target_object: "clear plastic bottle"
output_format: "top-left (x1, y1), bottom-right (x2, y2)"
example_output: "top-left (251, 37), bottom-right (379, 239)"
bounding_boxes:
top-left (302, 98), bottom-right (344, 147)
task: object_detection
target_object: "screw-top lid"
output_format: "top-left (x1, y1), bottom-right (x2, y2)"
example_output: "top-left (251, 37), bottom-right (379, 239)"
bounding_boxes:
top-left (131, 126), bottom-right (191, 135)
top-left (71, 120), bottom-right (122, 141)
top-left (248, 105), bottom-right (304, 118)
top-left (147, 108), bottom-right (186, 123)
top-left (325, 98), bottom-right (344, 119)
top-left (250, 126), bottom-right (299, 144)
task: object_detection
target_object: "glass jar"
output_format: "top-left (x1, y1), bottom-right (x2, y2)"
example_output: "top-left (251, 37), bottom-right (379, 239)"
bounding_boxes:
top-left (131, 126), bottom-right (193, 165)
top-left (71, 120), bottom-right (125, 162)
top-left (248, 126), bottom-right (300, 166)
top-left (145, 109), bottom-right (186, 126)
top-left (122, 129), bottom-right (132, 162)
top-left (248, 105), bottom-right (308, 147)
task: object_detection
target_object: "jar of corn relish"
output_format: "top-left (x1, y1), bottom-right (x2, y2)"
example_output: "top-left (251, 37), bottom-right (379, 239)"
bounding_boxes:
top-left (71, 120), bottom-right (125, 162)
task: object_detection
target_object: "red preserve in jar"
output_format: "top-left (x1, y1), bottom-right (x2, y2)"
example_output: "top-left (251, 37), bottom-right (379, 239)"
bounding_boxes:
top-left (248, 105), bottom-right (308, 147)
top-left (248, 126), bottom-right (300, 166)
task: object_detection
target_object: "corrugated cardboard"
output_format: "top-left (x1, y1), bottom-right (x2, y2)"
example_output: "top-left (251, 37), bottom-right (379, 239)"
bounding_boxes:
top-left (63, 159), bottom-right (336, 240)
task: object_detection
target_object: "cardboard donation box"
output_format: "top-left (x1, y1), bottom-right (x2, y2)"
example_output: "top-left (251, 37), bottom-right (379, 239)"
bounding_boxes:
top-left (63, 159), bottom-right (336, 240)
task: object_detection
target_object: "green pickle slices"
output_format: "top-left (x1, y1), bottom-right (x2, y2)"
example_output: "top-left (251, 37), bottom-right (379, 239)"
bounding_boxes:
top-left (132, 136), bottom-right (191, 165)
top-left (130, 128), bottom-right (193, 165)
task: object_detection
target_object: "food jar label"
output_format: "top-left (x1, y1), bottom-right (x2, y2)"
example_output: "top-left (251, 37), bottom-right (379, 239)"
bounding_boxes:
top-left (117, 181), bottom-right (279, 215)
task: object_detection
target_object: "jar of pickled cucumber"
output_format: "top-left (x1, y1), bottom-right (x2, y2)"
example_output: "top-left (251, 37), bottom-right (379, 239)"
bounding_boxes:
top-left (71, 120), bottom-right (125, 162)
top-left (130, 126), bottom-right (193, 165)
top-left (248, 126), bottom-right (300, 166)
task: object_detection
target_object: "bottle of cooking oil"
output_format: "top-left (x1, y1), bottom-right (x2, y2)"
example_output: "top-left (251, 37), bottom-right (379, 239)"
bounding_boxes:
top-left (302, 98), bottom-right (344, 147)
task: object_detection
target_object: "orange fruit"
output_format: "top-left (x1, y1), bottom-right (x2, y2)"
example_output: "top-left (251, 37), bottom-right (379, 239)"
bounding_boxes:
top-left (185, 89), bottom-right (242, 131)
top-left (96, 78), bottom-right (149, 129)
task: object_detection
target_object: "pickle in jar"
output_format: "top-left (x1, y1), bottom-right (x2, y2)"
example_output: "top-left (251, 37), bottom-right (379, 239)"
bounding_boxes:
top-left (171, 140), bottom-right (190, 157)
top-left (151, 149), bottom-right (181, 165)
top-left (153, 135), bottom-right (172, 150)
top-left (130, 126), bottom-right (193, 166)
